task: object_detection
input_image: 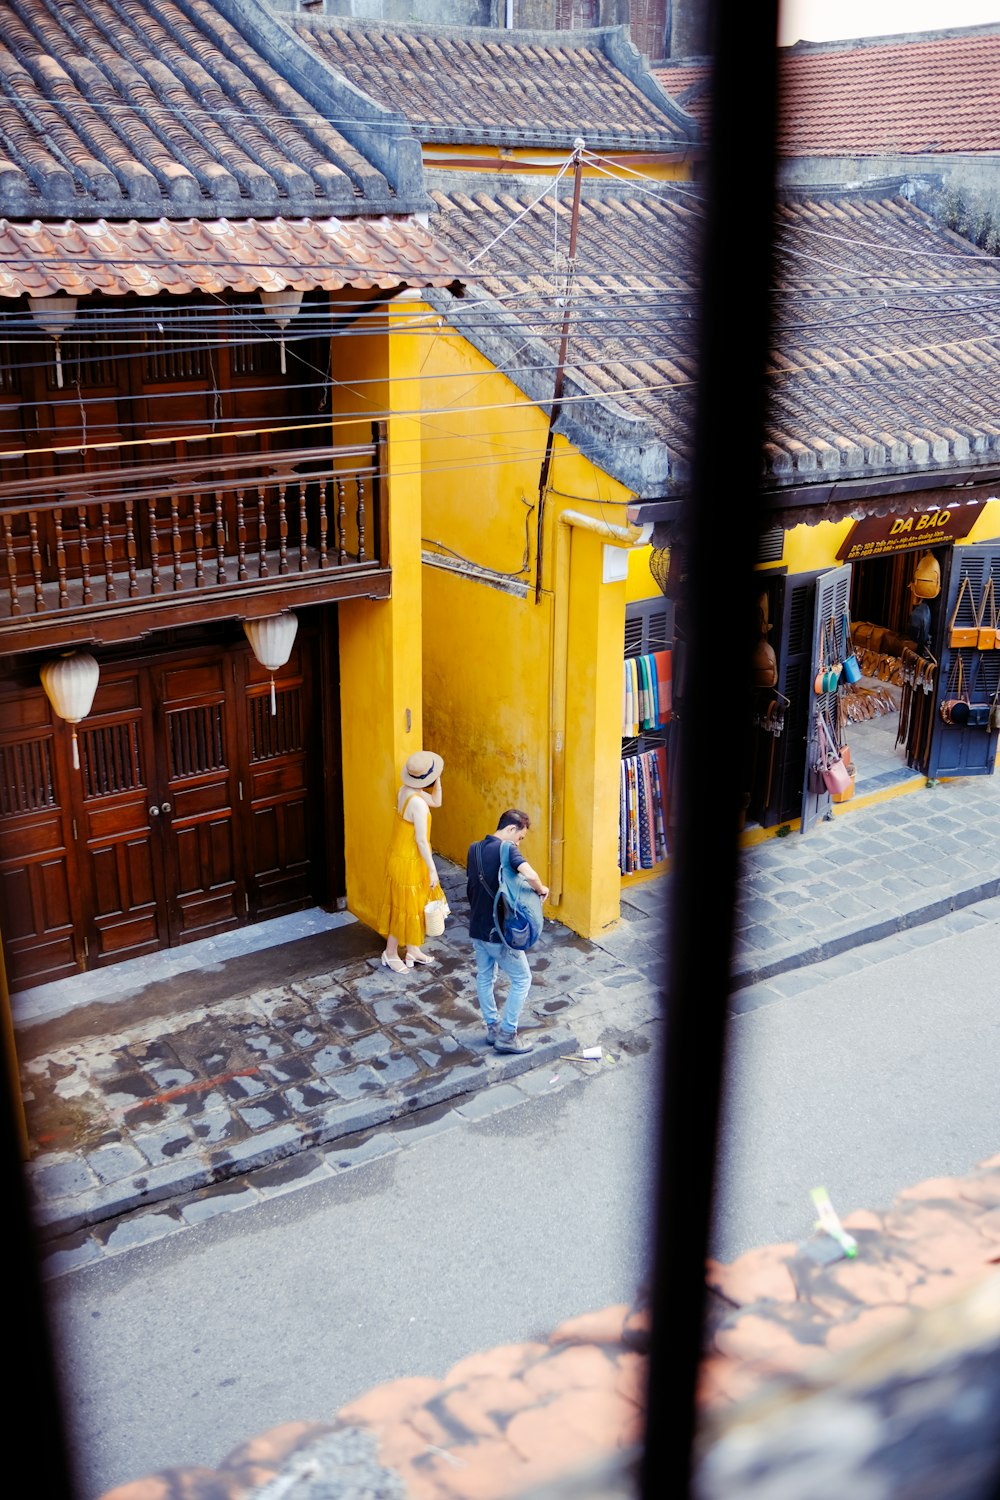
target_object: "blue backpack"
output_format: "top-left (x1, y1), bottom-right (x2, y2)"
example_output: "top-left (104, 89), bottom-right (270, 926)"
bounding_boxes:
top-left (493, 839), bottom-right (544, 951)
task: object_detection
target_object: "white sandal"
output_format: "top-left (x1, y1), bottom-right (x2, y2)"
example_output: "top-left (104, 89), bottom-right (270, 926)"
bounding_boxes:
top-left (405, 949), bottom-right (437, 967)
top-left (381, 951), bottom-right (408, 973)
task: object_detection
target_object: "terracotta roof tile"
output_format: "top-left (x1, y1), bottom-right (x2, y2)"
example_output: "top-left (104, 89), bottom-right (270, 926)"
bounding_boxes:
top-left (0, 214), bottom-right (465, 297)
top-left (0, 0), bottom-right (401, 218)
top-left (427, 179), bottom-right (1000, 491)
top-left (289, 15), bottom-right (693, 152)
top-left (656, 28), bottom-right (1000, 154)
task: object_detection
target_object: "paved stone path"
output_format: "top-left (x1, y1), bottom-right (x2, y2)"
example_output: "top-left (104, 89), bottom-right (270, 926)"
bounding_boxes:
top-left (18, 769), bottom-right (1000, 1273)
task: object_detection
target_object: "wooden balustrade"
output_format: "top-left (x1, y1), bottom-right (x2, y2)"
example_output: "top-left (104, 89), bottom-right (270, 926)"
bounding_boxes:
top-left (0, 426), bottom-right (388, 629)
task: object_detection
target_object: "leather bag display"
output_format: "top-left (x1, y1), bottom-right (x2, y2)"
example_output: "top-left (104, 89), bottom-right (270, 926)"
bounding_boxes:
top-left (949, 576), bottom-right (978, 649)
top-left (911, 551), bottom-right (941, 600)
top-left (815, 713), bottom-right (852, 796)
top-left (841, 612), bottom-right (861, 684)
top-left (977, 575), bottom-right (997, 651)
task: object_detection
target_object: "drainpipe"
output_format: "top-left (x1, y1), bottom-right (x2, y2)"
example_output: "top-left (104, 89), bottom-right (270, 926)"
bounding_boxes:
top-left (548, 510), bottom-right (653, 908)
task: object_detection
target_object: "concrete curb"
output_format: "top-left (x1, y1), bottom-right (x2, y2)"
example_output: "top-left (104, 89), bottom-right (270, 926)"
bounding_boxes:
top-left (31, 1026), bottom-right (577, 1241)
top-left (731, 876), bottom-right (1000, 990)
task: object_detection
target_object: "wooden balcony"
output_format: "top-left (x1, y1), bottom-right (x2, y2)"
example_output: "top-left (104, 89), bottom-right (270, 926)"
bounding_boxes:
top-left (0, 424), bottom-right (389, 651)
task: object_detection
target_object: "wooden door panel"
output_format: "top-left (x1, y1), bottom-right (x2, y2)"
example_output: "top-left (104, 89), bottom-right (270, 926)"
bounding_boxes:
top-left (159, 669), bottom-right (244, 943)
top-left (0, 721), bottom-right (78, 987)
top-left (77, 699), bottom-right (166, 965)
top-left (244, 668), bottom-right (318, 917)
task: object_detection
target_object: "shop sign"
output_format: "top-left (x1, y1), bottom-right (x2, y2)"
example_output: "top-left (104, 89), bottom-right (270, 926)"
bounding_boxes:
top-left (836, 502), bottom-right (987, 561)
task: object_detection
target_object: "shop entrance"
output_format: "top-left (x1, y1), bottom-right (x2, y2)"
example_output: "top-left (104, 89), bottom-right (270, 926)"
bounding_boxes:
top-left (0, 624), bottom-right (334, 991)
top-left (746, 540), bottom-right (1000, 833)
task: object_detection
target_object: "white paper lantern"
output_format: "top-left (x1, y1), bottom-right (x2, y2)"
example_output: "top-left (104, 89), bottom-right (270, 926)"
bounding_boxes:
top-left (40, 651), bottom-right (99, 769)
top-left (28, 294), bottom-right (78, 389)
top-left (243, 612), bottom-right (298, 714)
top-left (259, 289), bottom-right (303, 374)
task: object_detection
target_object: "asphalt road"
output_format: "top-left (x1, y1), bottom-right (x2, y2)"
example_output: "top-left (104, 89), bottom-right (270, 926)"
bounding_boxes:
top-left (47, 906), bottom-right (1000, 1499)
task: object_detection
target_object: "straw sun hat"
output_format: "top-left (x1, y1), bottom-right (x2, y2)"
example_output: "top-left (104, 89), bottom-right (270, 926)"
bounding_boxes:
top-left (401, 750), bottom-right (444, 789)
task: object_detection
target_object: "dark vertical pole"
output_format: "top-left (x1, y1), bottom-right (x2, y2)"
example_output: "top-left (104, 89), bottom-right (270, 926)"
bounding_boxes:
top-left (1, 1005), bottom-right (78, 1496)
top-left (535, 139), bottom-right (585, 604)
top-left (641, 2), bottom-right (780, 1495)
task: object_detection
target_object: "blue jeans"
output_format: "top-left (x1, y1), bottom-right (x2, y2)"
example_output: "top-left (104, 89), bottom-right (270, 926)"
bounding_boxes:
top-left (471, 939), bottom-right (531, 1034)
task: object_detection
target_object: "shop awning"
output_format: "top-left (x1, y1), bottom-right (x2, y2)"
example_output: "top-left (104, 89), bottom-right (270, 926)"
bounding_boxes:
top-left (0, 215), bottom-right (467, 299)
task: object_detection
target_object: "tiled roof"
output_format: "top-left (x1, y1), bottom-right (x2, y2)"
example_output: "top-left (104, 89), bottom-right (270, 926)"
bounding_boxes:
top-left (0, 0), bottom-right (409, 218)
top-left (777, 29), bottom-right (1000, 155)
top-left (655, 28), bottom-right (1000, 154)
top-left (0, 215), bottom-right (464, 298)
top-left (286, 15), bottom-right (694, 151)
top-left (0, 214), bottom-right (464, 298)
top-left (425, 180), bottom-right (1000, 495)
top-left (649, 59), bottom-right (712, 136)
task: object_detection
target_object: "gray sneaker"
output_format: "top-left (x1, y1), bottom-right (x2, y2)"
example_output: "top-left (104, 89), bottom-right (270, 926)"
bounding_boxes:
top-left (485, 1023), bottom-right (499, 1047)
top-left (494, 1031), bottom-right (534, 1055)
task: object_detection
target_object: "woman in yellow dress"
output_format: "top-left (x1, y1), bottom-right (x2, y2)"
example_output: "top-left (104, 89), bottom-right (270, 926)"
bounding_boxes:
top-left (378, 750), bottom-right (444, 972)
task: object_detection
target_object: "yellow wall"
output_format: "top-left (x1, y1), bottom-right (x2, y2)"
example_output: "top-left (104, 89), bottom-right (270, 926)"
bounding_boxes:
top-left (335, 296), bottom-right (425, 929)
top-left (421, 144), bottom-right (691, 182)
top-left (417, 328), bottom-right (637, 936)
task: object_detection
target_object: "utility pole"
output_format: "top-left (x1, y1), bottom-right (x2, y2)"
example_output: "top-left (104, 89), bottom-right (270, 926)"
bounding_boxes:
top-left (534, 137), bottom-right (585, 604)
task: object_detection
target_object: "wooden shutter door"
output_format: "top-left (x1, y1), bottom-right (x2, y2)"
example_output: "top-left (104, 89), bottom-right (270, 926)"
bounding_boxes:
top-left (927, 544), bottom-right (1000, 779)
top-left (799, 563), bottom-right (851, 835)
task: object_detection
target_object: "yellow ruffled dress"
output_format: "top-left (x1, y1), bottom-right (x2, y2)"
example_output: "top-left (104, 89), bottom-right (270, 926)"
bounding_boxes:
top-left (377, 792), bottom-right (432, 947)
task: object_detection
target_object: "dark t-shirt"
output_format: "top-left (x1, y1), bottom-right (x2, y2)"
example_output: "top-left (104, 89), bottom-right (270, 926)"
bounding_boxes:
top-left (466, 835), bottom-right (527, 942)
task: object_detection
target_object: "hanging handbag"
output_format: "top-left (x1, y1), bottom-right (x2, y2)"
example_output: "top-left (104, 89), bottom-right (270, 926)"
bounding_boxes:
top-left (964, 660), bottom-right (992, 728)
top-left (977, 575), bottom-right (997, 651)
top-left (949, 576), bottom-right (978, 649)
top-left (841, 612), bottom-right (861, 684)
top-left (752, 636), bottom-right (778, 687)
top-left (423, 883), bottom-right (450, 937)
top-left (940, 655), bottom-right (969, 725)
top-left (815, 714), bottom-right (851, 796)
top-left (911, 550), bottom-right (941, 600)
top-left (991, 690), bottom-right (1000, 733)
top-left (813, 617), bottom-right (842, 695)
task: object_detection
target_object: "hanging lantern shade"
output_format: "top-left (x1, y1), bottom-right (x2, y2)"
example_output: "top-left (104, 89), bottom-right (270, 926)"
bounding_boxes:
top-left (40, 651), bottom-right (99, 769)
top-left (244, 612), bottom-right (298, 714)
top-left (259, 289), bottom-right (303, 374)
top-left (28, 294), bottom-right (78, 389)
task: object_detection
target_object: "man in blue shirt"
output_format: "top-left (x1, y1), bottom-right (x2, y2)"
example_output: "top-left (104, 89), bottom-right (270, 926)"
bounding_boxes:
top-left (466, 809), bottom-right (549, 1054)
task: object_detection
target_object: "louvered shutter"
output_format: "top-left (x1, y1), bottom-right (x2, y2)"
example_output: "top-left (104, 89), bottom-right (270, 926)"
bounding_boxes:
top-left (927, 544), bottom-right (1000, 779)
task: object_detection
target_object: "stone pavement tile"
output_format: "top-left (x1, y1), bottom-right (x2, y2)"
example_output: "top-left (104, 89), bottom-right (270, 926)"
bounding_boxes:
top-left (250, 1148), bottom-right (333, 1197)
top-left (323, 1132), bottom-right (399, 1171)
top-left (211, 1122), bottom-right (302, 1171)
top-left (258, 1054), bottom-right (314, 1085)
top-left (387, 1107), bottom-right (459, 1148)
top-left (285, 1078), bottom-right (340, 1115)
top-left (367, 1052), bottom-right (420, 1085)
top-left (397, 1062), bottom-right (490, 1112)
top-left (760, 968), bottom-right (825, 998)
top-left (130, 1122), bottom-right (203, 1166)
top-left (236, 1093), bottom-right (294, 1130)
top-left (27, 1153), bottom-right (98, 1200)
top-left (735, 923), bottom-right (784, 953)
top-left (40, 1229), bottom-right (102, 1278)
top-left (454, 1083), bottom-right (524, 1120)
top-left (305, 1098), bottom-right (397, 1143)
top-left (180, 1182), bottom-right (262, 1224)
top-left (85, 1139), bottom-right (148, 1184)
top-left (95, 1206), bottom-right (185, 1254)
top-left (514, 1063), bottom-right (580, 1097)
top-left (728, 984), bottom-right (783, 1016)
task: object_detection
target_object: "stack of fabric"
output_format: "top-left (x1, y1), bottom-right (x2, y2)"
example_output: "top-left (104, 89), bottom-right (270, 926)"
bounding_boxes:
top-left (622, 650), bottom-right (671, 736)
top-left (619, 746), bottom-right (668, 873)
